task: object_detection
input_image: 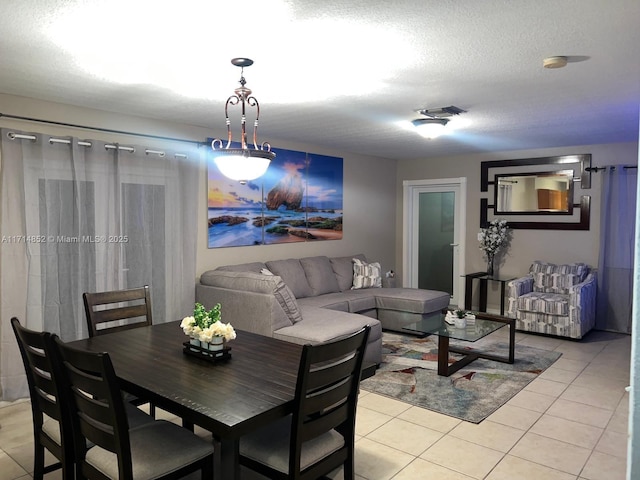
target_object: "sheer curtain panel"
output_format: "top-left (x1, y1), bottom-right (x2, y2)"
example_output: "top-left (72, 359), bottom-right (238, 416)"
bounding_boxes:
top-left (597, 166), bottom-right (637, 333)
top-left (0, 129), bottom-right (199, 400)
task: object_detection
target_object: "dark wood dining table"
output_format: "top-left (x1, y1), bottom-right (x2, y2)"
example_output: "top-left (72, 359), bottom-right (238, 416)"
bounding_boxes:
top-left (68, 320), bottom-right (303, 480)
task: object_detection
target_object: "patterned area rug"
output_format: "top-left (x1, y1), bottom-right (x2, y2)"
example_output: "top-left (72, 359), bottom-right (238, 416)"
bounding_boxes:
top-left (361, 332), bottom-right (562, 423)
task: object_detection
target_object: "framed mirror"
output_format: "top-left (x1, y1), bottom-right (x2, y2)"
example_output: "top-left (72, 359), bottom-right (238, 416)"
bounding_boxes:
top-left (495, 170), bottom-right (574, 215)
top-left (480, 154), bottom-right (592, 230)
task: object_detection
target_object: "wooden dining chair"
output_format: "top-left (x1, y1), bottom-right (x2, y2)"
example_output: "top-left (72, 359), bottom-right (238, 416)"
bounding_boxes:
top-left (239, 325), bottom-right (371, 480)
top-left (11, 318), bottom-right (75, 480)
top-left (52, 336), bottom-right (215, 480)
top-left (83, 285), bottom-right (153, 337)
top-left (83, 285), bottom-right (157, 417)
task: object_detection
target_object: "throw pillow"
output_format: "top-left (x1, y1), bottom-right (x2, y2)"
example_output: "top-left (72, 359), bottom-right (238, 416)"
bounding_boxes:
top-left (261, 269), bottom-right (304, 323)
top-left (351, 258), bottom-right (382, 290)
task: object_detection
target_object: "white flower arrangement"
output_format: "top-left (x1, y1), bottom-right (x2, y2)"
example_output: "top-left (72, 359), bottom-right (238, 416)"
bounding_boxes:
top-left (477, 219), bottom-right (509, 258)
top-left (180, 302), bottom-right (236, 343)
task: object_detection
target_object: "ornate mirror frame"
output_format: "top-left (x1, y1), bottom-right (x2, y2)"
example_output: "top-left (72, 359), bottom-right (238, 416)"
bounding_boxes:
top-left (480, 154), bottom-right (592, 230)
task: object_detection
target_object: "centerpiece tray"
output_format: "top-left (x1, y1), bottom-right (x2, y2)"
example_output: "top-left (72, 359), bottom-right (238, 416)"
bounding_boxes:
top-left (182, 341), bottom-right (232, 363)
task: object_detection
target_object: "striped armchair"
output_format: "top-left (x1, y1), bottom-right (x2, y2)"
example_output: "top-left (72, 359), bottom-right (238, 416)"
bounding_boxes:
top-left (507, 261), bottom-right (597, 339)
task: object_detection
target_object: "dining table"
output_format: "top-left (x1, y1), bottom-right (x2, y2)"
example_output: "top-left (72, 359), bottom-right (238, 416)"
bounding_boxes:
top-left (68, 320), bottom-right (303, 480)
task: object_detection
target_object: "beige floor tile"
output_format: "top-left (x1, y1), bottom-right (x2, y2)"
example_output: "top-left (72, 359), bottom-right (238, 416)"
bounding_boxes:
top-left (594, 430), bottom-right (628, 459)
top-left (529, 415), bottom-right (603, 449)
top-left (546, 399), bottom-right (614, 429)
top-left (517, 335), bottom-right (564, 351)
top-left (365, 417), bottom-right (443, 456)
top-left (539, 367), bottom-right (581, 384)
top-left (486, 404), bottom-right (543, 431)
top-left (553, 348), bottom-right (600, 363)
top-left (2, 441), bottom-right (59, 474)
top-left (355, 406), bottom-right (393, 437)
top-left (580, 451), bottom-right (627, 480)
top-left (0, 451), bottom-right (29, 480)
top-left (571, 372), bottom-right (630, 392)
top-left (560, 385), bottom-right (625, 411)
top-left (449, 420), bottom-right (525, 453)
top-left (553, 357), bottom-right (589, 373)
top-left (357, 393), bottom-right (412, 417)
top-left (397, 406), bottom-right (461, 433)
top-left (42, 471), bottom-right (62, 480)
top-left (420, 435), bottom-right (504, 479)
top-left (393, 458), bottom-right (476, 479)
top-left (485, 455), bottom-right (577, 480)
top-left (524, 378), bottom-right (568, 397)
top-left (606, 409), bottom-right (629, 434)
top-left (510, 432), bottom-right (591, 475)
top-left (354, 438), bottom-right (414, 480)
top-left (506, 389), bottom-right (555, 413)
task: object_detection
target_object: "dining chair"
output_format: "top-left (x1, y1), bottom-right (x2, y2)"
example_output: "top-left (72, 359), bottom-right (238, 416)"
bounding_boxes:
top-left (11, 317), bottom-right (75, 480)
top-left (52, 336), bottom-right (215, 480)
top-left (83, 285), bottom-right (156, 418)
top-left (239, 325), bottom-right (371, 480)
top-left (83, 285), bottom-right (153, 337)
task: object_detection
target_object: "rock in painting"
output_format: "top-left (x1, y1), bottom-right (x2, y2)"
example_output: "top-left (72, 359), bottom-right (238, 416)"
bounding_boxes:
top-left (252, 216), bottom-right (278, 227)
top-left (208, 215), bottom-right (249, 227)
top-left (266, 174), bottom-right (304, 210)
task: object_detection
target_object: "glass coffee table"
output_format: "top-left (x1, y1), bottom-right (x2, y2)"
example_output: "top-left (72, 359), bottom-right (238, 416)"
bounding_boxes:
top-left (403, 311), bottom-right (515, 377)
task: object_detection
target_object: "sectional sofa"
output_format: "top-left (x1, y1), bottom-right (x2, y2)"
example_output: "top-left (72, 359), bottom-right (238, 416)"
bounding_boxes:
top-left (195, 254), bottom-right (451, 366)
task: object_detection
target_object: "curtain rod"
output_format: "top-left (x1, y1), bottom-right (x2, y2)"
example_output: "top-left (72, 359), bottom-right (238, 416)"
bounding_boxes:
top-left (0, 112), bottom-right (208, 147)
top-left (586, 165), bottom-right (638, 172)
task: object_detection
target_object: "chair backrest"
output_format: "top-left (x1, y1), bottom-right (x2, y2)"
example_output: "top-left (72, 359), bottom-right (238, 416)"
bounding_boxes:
top-left (290, 325), bottom-right (370, 477)
top-left (83, 285), bottom-right (152, 337)
top-left (10, 318), bottom-right (75, 469)
top-left (53, 336), bottom-right (134, 478)
top-left (530, 261), bottom-right (590, 294)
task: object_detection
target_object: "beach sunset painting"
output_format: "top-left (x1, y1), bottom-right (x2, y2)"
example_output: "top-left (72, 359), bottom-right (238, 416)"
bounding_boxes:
top-left (207, 146), bottom-right (343, 248)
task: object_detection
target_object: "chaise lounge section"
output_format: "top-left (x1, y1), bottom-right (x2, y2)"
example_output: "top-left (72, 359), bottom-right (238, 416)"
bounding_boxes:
top-left (195, 254), bottom-right (450, 366)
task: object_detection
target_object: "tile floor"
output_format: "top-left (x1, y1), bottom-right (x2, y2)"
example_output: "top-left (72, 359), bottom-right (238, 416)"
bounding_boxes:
top-left (0, 328), bottom-right (630, 480)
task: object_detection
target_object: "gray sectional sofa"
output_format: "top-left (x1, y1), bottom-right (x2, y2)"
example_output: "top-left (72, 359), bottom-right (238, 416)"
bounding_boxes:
top-left (195, 254), bottom-right (450, 366)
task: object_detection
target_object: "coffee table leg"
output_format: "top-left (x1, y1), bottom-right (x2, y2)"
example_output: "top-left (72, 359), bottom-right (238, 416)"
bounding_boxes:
top-left (438, 336), bottom-right (450, 376)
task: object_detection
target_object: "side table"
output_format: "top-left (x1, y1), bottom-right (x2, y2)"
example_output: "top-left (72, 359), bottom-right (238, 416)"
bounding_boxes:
top-left (464, 272), bottom-right (515, 316)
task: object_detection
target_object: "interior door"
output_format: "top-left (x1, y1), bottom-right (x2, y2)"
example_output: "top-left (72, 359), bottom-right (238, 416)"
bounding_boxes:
top-left (403, 178), bottom-right (466, 308)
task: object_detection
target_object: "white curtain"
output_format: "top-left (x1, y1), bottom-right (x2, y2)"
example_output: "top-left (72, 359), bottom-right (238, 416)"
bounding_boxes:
top-left (597, 166), bottom-right (637, 333)
top-left (0, 129), bottom-right (200, 400)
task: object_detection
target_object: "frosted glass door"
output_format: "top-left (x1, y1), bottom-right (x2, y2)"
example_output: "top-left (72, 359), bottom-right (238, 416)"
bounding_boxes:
top-left (418, 191), bottom-right (455, 294)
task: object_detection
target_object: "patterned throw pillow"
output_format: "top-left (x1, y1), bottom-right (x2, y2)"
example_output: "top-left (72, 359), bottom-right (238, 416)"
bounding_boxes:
top-left (351, 258), bottom-right (382, 290)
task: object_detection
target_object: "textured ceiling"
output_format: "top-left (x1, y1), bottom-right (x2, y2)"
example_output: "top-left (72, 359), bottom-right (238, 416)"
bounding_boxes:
top-left (0, 0), bottom-right (638, 160)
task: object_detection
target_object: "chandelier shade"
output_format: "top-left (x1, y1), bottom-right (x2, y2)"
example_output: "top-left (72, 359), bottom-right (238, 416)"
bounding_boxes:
top-left (211, 58), bottom-right (275, 185)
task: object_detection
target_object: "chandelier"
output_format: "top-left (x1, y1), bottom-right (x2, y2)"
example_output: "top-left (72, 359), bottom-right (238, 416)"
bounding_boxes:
top-left (211, 58), bottom-right (275, 185)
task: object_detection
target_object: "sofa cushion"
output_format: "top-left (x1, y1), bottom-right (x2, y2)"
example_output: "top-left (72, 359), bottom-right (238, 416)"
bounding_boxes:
top-left (215, 262), bottom-right (268, 274)
top-left (275, 309), bottom-right (381, 346)
top-left (200, 270), bottom-right (302, 324)
top-left (297, 294), bottom-right (349, 312)
top-left (352, 258), bottom-right (382, 290)
top-left (300, 256), bottom-right (340, 296)
top-left (330, 254), bottom-right (367, 291)
top-left (266, 259), bottom-right (314, 299)
top-left (374, 288), bottom-right (450, 314)
top-left (517, 291), bottom-right (569, 316)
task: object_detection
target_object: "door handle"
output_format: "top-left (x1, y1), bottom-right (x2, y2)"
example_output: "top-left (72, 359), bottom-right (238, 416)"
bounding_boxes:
top-left (449, 243), bottom-right (459, 247)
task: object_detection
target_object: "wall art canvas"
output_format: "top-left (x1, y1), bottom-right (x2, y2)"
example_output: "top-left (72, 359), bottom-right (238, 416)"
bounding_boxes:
top-left (207, 145), bottom-right (343, 248)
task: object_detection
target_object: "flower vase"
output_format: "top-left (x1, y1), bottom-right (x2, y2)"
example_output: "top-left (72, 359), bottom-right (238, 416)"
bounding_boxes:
top-left (208, 337), bottom-right (224, 352)
top-left (190, 338), bottom-right (201, 348)
top-left (486, 254), bottom-right (494, 277)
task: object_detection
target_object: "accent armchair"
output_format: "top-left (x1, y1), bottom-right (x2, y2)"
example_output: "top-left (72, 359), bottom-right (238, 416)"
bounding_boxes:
top-left (507, 261), bottom-right (597, 339)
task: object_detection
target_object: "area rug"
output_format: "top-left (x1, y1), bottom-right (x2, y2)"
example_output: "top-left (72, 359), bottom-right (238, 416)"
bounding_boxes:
top-left (360, 332), bottom-right (562, 423)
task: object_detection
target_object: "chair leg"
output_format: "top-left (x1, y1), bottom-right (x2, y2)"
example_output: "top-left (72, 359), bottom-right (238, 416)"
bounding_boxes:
top-left (32, 440), bottom-right (45, 480)
top-left (149, 402), bottom-right (156, 418)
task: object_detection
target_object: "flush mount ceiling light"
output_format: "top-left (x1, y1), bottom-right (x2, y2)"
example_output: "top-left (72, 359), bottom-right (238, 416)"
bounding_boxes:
top-left (543, 56), bottom-right (568, 69)
top-left (412, 106), bottom-right (466, 139)
top-left (212, 58), bottom-right (275, 185)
